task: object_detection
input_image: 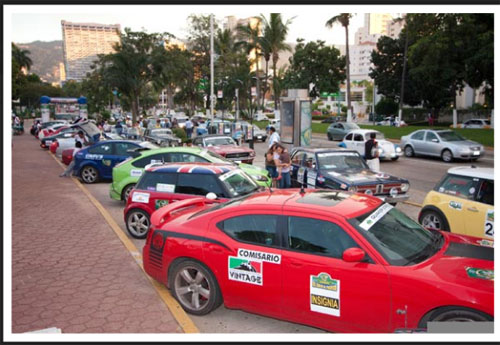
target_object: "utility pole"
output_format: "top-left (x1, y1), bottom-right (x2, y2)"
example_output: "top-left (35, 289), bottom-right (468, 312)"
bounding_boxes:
top-left (210, 14), bottom-right (215, 121)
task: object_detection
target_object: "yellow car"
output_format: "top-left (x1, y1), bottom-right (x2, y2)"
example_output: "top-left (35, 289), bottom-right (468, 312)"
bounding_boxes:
top-left (419, 166), bottom-right (494, 241)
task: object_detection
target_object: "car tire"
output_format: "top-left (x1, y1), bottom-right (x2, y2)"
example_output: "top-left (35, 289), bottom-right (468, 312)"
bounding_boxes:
top-left (419, 209), bottom-right (449, 231)
top-left (327, 133), bottom-right (332, 141)
top-left (441, 149), bottom-right (453, 163)
top-left (169, 259), bottom-right (222, 316)
top-left (122, 183), bottom-right (136, 202)
top-left (418, 306), bottom-right (493, 329)
top-left (404, 145), bottom-right (414, 157)
top-left (80, 165), bottom-right (99, 184)
top-left (391, 157), bottom-right (399, 161)
top-left (125, 208), bottom-right (150, 239)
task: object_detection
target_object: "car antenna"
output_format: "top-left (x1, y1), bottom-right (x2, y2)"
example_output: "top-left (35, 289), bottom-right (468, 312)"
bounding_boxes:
top-left (300, 183), bottom-right (306, 195)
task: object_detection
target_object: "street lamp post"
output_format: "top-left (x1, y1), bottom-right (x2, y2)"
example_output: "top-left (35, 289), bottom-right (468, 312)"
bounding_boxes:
top-left (248, 76), bottom-right (259, 150)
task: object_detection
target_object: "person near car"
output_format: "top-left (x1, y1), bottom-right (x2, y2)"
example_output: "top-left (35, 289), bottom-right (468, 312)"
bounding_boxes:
top-left (265, 144), bottom-right (278, 186)
top-left (59, 141), bottom-right (83, 177)
top-left (171, 118), bottom-right (179, 129)
top-left (364, 132), bottom-right (380, 172)
top-left (268, 126), bottom-right (280, 148)
top-left (75, 130), bottom-right (89, 147)
top-left (274, 144), bottom-right (291, 189)
top-left (184, 139), bottom-right (193, 147)
top-left (185, 118), bottom-right (194, 139)
top-left (115, 121), bottom-right (123, 135)
top-left (155, 119), bottom-right (162, 129)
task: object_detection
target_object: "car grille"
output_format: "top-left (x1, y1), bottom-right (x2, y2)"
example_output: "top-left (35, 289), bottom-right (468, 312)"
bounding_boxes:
top-left (357, 183), bottom-right (402, 195)
top-left (470, 146), bottom-right (481, 151)
top-left (148, 248), bottom-right (163, 270)
top-left (226, 152), bottom-right (250, 159)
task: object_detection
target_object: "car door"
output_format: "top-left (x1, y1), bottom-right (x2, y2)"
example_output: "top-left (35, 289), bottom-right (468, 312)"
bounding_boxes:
top-left (343, 133), bottom-right (354, 150)
top-left (465, 178), bottom-right (494, 239)
top-left (409, 130), bottom-right (425, 154)
top-left (353, 133), bottom-right (365, 156)
top-left (281, 213), bottom-right (391, 332)
top-left (290, 150), bottom-right (306, 187)
top-left (204, 211), bottom-right (283, 318)
top-left (138, 172), bottom-right (178, 211)
top-left (86, 142), bottom-right (114, 178)
top-left (422, 131), bottom-right (441, 157)
top-left (335, 123), bottom-right (345, 140)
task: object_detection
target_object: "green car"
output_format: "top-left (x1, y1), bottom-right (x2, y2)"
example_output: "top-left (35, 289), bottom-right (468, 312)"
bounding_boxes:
top-left (109, 146), bottom-right (271, 201)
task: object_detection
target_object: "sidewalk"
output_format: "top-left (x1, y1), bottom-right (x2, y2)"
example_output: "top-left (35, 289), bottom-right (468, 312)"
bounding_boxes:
top-left (12, 133), bottom-right (182, 333)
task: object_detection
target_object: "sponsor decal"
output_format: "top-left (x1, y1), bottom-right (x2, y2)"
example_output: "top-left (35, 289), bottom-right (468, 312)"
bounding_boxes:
top-left (328, 171), bottom-right (341, 177)
top-left (156, 183), bottom-right (175, 193)
top-left (237, 248), bottom-right (281, 264)
top-left (359, 203), bottom-right (393, 231)
top-left (449, 200), bottom-right (462, 210)
top-left (297, 167), bottom-right (306, 185)
top-left (131, 191), bottom-right (150, 203)
top-left (130, 169), bottom-right (143, 177)
top-left (102, 159), bottom-right (112, 166)
top-left (155, 199), bottom-right (169, 210)
top-left (477, 239), bottom-right (494, 248)
top-left (317, 152), bottom-right (358, 158)
top-left (151, 159), bottom-right (162, 164)
top-left (147, 186), bottom-right (155, 191)
top-left (307, 171), bottom-right (317, 188)
top-left (310, 273), bottom-right (340, 317)
top-left (484, 209), bottom-right (494, 238)
top-left (85, 154), bottom-right (103, 160)
top-left (228, 256), bottom-right (263, 285)
top-left (465, 267), bottom-right (494, 281)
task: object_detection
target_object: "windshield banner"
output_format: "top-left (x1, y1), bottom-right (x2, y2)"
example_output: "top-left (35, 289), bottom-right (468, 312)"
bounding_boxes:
top-left (359, 203), bottom-right (393, 231)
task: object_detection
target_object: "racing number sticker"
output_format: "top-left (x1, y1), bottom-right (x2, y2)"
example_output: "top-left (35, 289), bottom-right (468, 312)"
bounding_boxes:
top-left (484, 209), bottom-right (494, 238)
top-left (310, 273), bottom-right (340, 317)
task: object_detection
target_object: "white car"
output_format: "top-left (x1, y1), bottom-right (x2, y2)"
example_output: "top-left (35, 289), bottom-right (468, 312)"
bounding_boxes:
top-left (55, 137), bottom-right (78, 158)
top-left (458, 118), bottom-right (491, 129)
top-left (340, 129), bottom-right (403, 161)
top-left (376, 116), bottom-right (407, 127)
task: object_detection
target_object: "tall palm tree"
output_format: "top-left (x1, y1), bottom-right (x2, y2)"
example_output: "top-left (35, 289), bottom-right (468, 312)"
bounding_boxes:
top-left (236, 20), bottom-right (262, 108)
top-left (12, 43), bottom-right (33, 72)
top-left (260, 13), bottom-right (294, 110)
top-left (326, 13), bottom-right (353, 121)
top-left (258, 30), bottom-right (272, 108)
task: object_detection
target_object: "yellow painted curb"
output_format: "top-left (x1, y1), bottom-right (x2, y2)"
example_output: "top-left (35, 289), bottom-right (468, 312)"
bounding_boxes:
top-left (403, 200), bottom-right (422, 208)
top-left (48, 152), bottom-right (199, 334)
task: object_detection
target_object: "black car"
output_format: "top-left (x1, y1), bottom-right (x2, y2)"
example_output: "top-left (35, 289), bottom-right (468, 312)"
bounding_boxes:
top-left (321, 117), bottom-right (337, 124)
top-left (143, 128), bottom-right (181, 147)
top-left (290, 147), bottom-right (410, 204)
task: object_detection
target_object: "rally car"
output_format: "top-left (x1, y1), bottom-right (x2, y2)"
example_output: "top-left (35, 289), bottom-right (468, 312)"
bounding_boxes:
top-left (73, 140), bottom-right (158, 183)
top-left (124, 162), bottom-right (259, 239)
top-left (192, 134), bottom-right (256, 164)
top-left (109, 147), bottom-right (270, 202)
top-left (290, 148), bottom-right (409, 204)
top-left (143, 189), bottom-right (493, 333)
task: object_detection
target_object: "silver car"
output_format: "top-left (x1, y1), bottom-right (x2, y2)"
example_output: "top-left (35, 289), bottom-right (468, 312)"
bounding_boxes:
top-left (400, 129), bottom-right (484, 162)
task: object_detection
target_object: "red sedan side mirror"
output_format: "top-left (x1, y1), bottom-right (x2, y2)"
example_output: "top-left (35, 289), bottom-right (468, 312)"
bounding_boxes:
top-left (342, 248), bottom-right (366, 263)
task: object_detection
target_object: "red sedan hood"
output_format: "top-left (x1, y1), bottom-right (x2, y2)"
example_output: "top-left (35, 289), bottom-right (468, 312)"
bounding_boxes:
top-left (207, 145), bottom-right (253, 155)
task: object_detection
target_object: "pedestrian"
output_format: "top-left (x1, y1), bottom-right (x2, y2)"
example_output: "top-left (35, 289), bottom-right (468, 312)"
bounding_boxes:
top-left (274, 144), bottom-right (291, 189)
top-left (60, 141), bottom-right (83, 177)
top-left (172, 118), bottom-right (179, 129)
top-left (265, 144), bottom-right (278, 187)
top-left (185, 118), bottom-right (194, 139)
top-left (115, 120), bottom-right (123, 135)
top-left (185, 138), bottom-right (193, 147)
top-left (364, 132), bottom-right (380, 172)
top-left (268, 126), bottom-right (280, 148)
top-left (155, 119), bottom-right (162, 129)
top-left (75, 130), bottom-right (89, 147)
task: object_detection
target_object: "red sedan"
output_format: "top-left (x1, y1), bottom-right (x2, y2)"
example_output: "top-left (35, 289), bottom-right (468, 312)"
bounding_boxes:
top-left (143, 189), bottom-right (493, 333)
top-left (192, 134), bottom-right (255, 164)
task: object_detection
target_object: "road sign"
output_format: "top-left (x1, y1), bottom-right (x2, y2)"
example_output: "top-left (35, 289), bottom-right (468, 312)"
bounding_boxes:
top-left (217, 90), bottom-right (223, 98)
top-left (251, 87), bottom-right (257, 97)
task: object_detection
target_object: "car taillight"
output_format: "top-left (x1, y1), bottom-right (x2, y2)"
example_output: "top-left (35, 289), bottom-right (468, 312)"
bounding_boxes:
top-left (152, 233), bottom-right (164, 250)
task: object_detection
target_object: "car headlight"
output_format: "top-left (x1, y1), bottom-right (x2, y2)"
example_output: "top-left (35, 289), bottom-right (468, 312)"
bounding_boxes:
top-left (250, 151), bottom-right (256, 157)
top-left (252, 174), bottom-right (269, 182)
top-left (365, 189), bottom-right (373, 195)
top-left (348, 186), bottom-right (358, 193)
top-left (400, 183), bottom-right (409, 192)
top-left (390, 187), bottom-right (398, 197)
top-left (395, 146), bottom-right (402, 153)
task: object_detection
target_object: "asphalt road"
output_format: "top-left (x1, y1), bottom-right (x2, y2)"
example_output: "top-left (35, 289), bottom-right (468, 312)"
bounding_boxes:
top-left (80, 134), bottom-right (493, 333)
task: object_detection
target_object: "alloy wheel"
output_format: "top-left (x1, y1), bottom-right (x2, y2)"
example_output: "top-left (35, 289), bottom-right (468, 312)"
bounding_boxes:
top-left (81, 166), bottom-right (98, 183)
top-left (174, 266), bottom-right (211, 312)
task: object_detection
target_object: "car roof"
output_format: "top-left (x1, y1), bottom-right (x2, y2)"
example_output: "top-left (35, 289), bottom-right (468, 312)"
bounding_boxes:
top-left (292, 147), bottom-right (360, 155)
top-left (235, 189), bottom-right (381, 219)
top-left (348, 129), bottom-right (379, 134)
top-left (146, 162), bottom-right (237, 175)
top-left (198, 134), bottom-right (233, 139)
top-left (447, 166), bottom-right (493, 180)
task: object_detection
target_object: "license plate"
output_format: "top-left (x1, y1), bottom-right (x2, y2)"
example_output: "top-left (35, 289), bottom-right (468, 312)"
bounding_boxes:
top-left (235, 160), bottom-right (242, 163)
top-left (257, 136), bottom-right (262, 139)
top-left (46, 140), bottom-right (52, 144)
top-left (473, 151), bottom-right (480, 155)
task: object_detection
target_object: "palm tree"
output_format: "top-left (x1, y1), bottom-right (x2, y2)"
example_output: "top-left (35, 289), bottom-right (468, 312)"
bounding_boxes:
top-left (260, 13), bottom-right (294, 110)
top-left (258, 30), bottom-right (272, 108)
top-left (236, 20), bottom-right (262, 108)
top-left (326, 13), bottom-right (353, 121)
top-left (12, 43), bottom-right (33, 72)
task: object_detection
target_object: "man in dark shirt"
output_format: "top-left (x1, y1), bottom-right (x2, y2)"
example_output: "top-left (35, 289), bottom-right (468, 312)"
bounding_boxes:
top-left (364, 132), bottom-right (380, 171)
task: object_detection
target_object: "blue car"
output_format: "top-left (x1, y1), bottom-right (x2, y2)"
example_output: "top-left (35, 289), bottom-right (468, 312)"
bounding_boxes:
top-left (73, 140), bottom-right (158, 183)
top-left (289, 147), bottom-right (410, 204)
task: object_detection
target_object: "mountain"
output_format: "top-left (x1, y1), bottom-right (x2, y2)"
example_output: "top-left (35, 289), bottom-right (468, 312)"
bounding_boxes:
top-left (15, 40), bottom-right (64, 84)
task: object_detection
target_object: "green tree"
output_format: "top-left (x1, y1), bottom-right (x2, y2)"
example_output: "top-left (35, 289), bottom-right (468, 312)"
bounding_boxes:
top-left (12, 43), bottom-right (33, 72)
top-left (326, 13), bottom-right (353, 119)
top-left (375, 97), bottom-right (398, 116)
top-left (61, 80), bottom-right (83, 98)
top-left (282, 39), bottom-right (345, 98)
top-left (260, 13), bottom-right (294, 110)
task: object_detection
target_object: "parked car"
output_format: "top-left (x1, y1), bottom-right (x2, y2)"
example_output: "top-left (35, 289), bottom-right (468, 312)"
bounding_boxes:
top-left (61, 148), bottom-right (75, 166)
top-left (196, 119), bottom-right (232, 136)
top-left (143, 128), bottom-right (181, 147)
top-left (321, 117), bottom-right (337, 124)
top-left (400, 129), bottom-right (484, 162)
top-left (326, 122), bottom-right (360, 141)
top-left (419, 166), bottom-right (494, 241)
top-left (457, 118), bottom-right (491, 129)
top-left (73, 140), bottom-right (158, 184)
top-left (340, 129), bottom-right (402, 161)
top-left (124, 162), bottom-right (260, 238)
top-left (193, 135), bottom-right (256, 164)
top-left (250, 125), bottom-right (267, 142)
top-left (38, 123), bottom-right (68, 140)
top-left (143, 189), bottom-right (493, 332)
top-left (109, 147), bottom-right (270, 202)
top-left (376, 116), bottom-right (407, 127)
top-left (290, 148), bottom-right (409, 204)
top-left (125, 126), bottom-right (142, 140)
top-left (40, 128), bottom-right (78, 149)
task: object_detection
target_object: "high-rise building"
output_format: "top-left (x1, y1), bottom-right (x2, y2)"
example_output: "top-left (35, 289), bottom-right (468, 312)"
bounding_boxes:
top-left (61, 21), bottom-right (121, 81)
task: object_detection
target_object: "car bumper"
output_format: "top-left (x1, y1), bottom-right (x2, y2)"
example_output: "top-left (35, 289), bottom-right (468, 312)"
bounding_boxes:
top-left (109, 183), bottom-right (122, 201)
top-left (377, 193), bottom-right (409, 203)
top-left (380, 151), bottom-right (403, 160)
top-left (458, 151), bottom-right (483, 159)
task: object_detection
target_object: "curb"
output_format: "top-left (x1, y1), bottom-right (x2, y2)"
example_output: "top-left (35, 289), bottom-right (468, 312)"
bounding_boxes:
top-left (48, 152), bottom-right (199, 334)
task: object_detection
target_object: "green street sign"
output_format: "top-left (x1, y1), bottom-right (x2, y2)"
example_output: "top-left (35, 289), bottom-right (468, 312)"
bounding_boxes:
top-left (329, 92), bottom-right (339, 97)
top-left (320, 92), bottom-right (328, 97)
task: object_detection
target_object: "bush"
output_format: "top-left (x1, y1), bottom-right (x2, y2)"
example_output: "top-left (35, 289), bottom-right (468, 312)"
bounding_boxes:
top-left (172, 127), bottom-right (187, 143)
top-left (375, 97), bottom-right (398, 116)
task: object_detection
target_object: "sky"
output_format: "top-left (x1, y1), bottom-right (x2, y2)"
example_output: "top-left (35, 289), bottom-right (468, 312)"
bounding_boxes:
top-left (8, 5), bottom-right (401, 46)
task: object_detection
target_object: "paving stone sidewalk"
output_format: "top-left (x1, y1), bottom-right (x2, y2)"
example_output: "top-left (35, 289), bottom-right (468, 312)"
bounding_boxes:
top-left (11, 132), bottom-right (182, 333)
